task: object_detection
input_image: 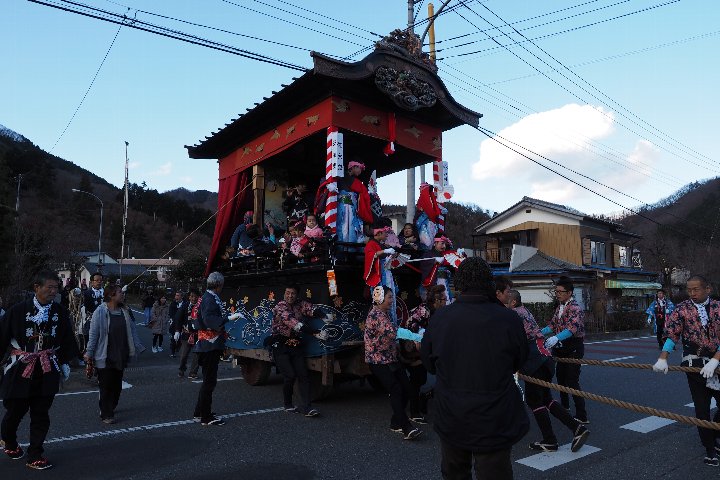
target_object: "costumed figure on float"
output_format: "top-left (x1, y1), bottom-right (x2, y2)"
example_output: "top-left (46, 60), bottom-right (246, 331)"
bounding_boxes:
top-left (364, 225), bottom-right (400, 324)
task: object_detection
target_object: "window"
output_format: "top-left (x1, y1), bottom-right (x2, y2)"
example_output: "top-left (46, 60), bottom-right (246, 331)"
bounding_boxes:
top-left (618, 246), bottom-right (631, 267)
top-left (591, 240), bottom-right (606, 265)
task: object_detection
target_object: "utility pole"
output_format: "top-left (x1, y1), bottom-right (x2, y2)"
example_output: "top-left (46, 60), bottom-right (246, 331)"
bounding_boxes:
top-left (15, 173), bottom-right (23, 211)
top-left (120, 141), bottom-right (129, 279)
top-left (406, 0), bottom-right (420, 224)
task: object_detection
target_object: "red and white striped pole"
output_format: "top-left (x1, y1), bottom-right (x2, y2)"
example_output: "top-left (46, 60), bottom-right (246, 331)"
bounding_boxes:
top-left (433, 159), bottom-right (446, 234)
top-left (325, 126), bottom-right (342, 234)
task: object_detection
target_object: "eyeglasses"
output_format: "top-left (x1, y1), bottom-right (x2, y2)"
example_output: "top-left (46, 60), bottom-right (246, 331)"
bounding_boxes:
top-left (554, 289), bottom-right (570, 295)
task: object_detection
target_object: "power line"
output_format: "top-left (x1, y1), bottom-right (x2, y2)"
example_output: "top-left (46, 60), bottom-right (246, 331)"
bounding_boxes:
top-left (438, 0), bottom-right (627, 47)
top-left (102, 0), bottom-right (312, 52)
top-left (267, 0), bottom-right (383, 38)
top-left (30, 0), bottom-right (308, 71)
top-left (485, 29), bottom-right (720, 86)
top-left (473, 125), bottom-right (713, 246)
top-left (219, 0), bottom-right (366, 47)
top-left (449, 2), bottom-right (720, 176)
top-left (474, 0), bottom-right (720, 170)
top-left (50, 18), bottom-right (124, 153)
top-left (439, 0), bottom-right (682, 59)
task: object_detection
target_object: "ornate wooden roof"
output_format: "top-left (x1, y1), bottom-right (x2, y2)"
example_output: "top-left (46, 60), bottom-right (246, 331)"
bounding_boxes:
top-left (187, 32), bottom-right (481, 160)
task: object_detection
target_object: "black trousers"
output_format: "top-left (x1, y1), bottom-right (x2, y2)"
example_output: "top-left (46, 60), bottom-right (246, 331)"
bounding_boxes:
top-left (194, 350), bottom-right (222, 421)
top-left (179, 340), bottom-right (199, 375)
top-left (273, 345), bottom-right (311, 411)
top-left (553, 339), bottom-right (587, 420)
top-left (152, 334), bottom-right (164, 348)
top-left (369, 363), bottom-right (411, 430)
top-left (440, 440), bottom-right (513, 480)
top-left (1, 389), bottom-right (54, 462)
top-left (97, 368), bottom-right (124, 420)
top-left (655, 318), bottom-right (666, 349)
top-left (406, 363), bottom-right (428, 418)
top-left (525, 361), bottom-right (579, 443)
top-left (170, 336), bottom-right (179, 355)
top-left (686, 371), bottom-right (720, 454)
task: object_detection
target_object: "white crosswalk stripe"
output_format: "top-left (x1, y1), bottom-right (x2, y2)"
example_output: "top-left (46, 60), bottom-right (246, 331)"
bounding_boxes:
top-left (620, 416), bottom-right (676, 433)
top-left (516, 444), bottom-right (601, 471)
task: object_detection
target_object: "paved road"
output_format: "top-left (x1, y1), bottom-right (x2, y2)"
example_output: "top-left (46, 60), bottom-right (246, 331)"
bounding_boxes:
top-left (2, 323), bottom-right (717, 479)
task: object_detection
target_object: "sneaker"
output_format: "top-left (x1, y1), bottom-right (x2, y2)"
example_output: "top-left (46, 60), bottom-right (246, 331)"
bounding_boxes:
top-left (195, 412), bottom-right (216, 421)
top-left (390, 426), bottom-right (403, 433)
top-left (4, 445), bottom-right (25, 460)
top-left (403, 427), bottom-right (422, 440)
top-left (188, 374), bottom-right (198, 379)
top-left (284, 406), bottom-right (298, 413)
top-left (571, 425), bottom-right (590, 453)
top-left (201, 416), bottom-right (226, 426)
top-left (170, 354), bottom-right (176, 358)
top-left (101, 417), bottom-right (116, 424)
top-left (157, 347), bottom-right (164, 352)
top-left (77, 360), bottom-right (85, 367)
top-left (151, 346), bottom-right (157, 353)
top-left (26, 458), bottom-right (53, 470)
top-left (529, 441), bottom-right (559, 452)
top-left (704, 456), bottom-right (720, 467)
top-left (410, 416), bottom-right (429, 425)
top-left (304, 408), bottom-right (319, 417)
top-left (574, 416), bottom-right (590, 425)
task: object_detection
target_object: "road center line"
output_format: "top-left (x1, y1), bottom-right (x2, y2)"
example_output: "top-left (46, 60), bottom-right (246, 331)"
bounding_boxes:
top-left (604, 356), bottom-right (636, 362)
top-left (57, 382), bottom-right (132, 397)
top-left (192, 376), bottom-right (243, 384)
top-left (585, 336), bottom-right (653, 345)
top-left (20, 408), bottom-right (283, 447)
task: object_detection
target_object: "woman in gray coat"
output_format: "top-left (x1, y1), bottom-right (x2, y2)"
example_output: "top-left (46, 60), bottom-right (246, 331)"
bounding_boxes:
top-left (150, 295), bottom-right (170, 353)
top-left (85, 284), bottom-right (144, 424)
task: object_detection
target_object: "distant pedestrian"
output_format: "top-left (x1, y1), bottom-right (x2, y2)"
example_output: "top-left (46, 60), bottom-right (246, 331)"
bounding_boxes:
top-left (421, 257), bottom-right (528, 480)
top-left (0, 270), bottom-right (78, 470)
top-left (646, 289), bottom-right (675, 349)
top-left (82, 272), bottom-right (104, 340)
top-left (508, 290), bottom-right (589, 453)
top-left (85, 284), bottom-right (145, 424)
top-left (141, 288), bottom-right (155, 326)
top-left (653, 275), bottom-right (720, 467)
top-left (542, 276), bottom-right (589, 425)
top-left (168, 291), bottom-right (183, 358)
top-left (149, 295), bottom-right (170, 353)
top-left (177, 289), bottom-right (200, 379)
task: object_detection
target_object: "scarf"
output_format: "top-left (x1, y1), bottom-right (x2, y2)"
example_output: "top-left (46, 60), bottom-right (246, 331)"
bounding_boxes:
top-left (29, 297), bottom-right (52, 325)
top-left (558, 297), bottom-right (574, 318)
top-left (692, 298), bottom-right (710, 327)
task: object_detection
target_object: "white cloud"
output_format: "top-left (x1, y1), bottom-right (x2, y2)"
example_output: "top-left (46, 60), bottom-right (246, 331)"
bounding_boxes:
top-left (472, 103), bottom-right (615, 181)
top-left (128, 161), bottom-right (141, 169)
top-left (528, 179), bottom-right (582, 203)
top-left (149, 161), bottom-right (172, 176)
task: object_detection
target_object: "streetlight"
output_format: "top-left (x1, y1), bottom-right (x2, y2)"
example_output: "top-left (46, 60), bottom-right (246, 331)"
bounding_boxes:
top-left (72, 189), bottom-right (104, 272)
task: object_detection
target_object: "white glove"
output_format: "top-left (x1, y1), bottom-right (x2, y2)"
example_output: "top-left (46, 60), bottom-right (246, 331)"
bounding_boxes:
top-left (228, 312), bottom-right (242, 321)
top-left (700, 358), bottom-right (720, 379)
top-left (646, 316), bottom-right (652, 325)
top-left (382, 248), bottom-right (396, 255)
top-left (652, 358), bottom-right (669, 374)
top-left (61, 364), bottom-right (71, 381)
top-left (323, 313), bottom-right (335, 323)
top-left (326, 182), bottom-right (337, 192)
top-left (121, 285), bottom-right (128, 293)
top-left (544, 336), bottom-right (559, 349)
top-left (293, 322), bottom-right (303, 332)
top-left (456, 248), bottom-right (466, 257)
top-left (316, 330), bottom-right (329, 341)
top-left (435, 257), bottom-right (444, 264)
top-left (173, 331), bottom-right (180, 342)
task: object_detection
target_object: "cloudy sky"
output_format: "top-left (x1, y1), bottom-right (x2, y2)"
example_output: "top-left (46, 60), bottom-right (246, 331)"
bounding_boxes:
top-left (2, 0), bottom-right (719, 217)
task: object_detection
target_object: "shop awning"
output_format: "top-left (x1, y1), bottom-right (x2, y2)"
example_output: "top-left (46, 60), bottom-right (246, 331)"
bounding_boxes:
top-left (605, 280), bottom-right (661, 290)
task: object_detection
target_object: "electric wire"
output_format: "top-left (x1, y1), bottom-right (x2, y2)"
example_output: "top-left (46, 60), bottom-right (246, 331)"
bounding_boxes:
top-left (220, 0), bottom-right (366, 47)
top-left (268, 0), bottom-right (383, 37)
top-left (449, 3), bottom-right (720, 175)
top-left (474, 0), bottom-right (720, 169)
top-left (439, 0), bottom-right (682, 59)
top-left (50, 19), bottom-right (124, 153)
top-left (31, 0), bottom-right (308, 71)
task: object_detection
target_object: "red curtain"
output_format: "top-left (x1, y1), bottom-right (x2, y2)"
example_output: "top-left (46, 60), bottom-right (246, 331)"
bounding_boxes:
top-left (205, 169), bottom-right (252, 275)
